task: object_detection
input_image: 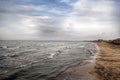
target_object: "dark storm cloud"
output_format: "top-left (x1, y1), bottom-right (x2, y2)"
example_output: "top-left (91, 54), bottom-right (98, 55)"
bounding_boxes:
top-left (34, 17), bottom-right (65, 37)
top-left (38, 25), bottom-right (62, 36)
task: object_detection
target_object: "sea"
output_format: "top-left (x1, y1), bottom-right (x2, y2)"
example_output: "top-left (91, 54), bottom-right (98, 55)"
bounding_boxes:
top-left (0, 40), bottom-right (99, 80)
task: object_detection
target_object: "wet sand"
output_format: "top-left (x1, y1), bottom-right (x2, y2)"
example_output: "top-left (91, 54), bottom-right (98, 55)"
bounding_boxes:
top-left (55, 60), bottom-right (95, 80)
top-left (54, 45), bottom-right (99, 80)
top-left (92, 42), bottom-right (120, 80)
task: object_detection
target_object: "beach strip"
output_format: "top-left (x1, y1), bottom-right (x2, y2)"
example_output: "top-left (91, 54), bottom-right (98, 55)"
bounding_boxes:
top-left (92, 42), bottom-right (120, 80)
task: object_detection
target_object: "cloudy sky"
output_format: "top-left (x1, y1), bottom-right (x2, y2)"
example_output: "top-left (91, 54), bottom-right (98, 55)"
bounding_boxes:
top-left (0, 0), bottom-right (120, 40)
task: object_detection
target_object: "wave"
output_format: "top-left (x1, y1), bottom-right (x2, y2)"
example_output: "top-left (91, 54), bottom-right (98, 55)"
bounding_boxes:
top-left (0, 46), bottom-right (20, 50)
top-left (0, 41), bottom-right (100, 80)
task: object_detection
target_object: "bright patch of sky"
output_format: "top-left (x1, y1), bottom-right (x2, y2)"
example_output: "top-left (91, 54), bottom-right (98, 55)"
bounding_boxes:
top-left (0, 0), bottom-right (119, 40)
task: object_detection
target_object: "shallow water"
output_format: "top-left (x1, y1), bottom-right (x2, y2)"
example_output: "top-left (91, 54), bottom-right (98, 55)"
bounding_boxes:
top-left (0, 41), bottom-right (99, 80)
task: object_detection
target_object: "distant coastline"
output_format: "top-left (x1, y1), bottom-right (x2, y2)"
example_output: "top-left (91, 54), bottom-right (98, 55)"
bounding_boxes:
top-left (91, 38), bottom-right (120, 44)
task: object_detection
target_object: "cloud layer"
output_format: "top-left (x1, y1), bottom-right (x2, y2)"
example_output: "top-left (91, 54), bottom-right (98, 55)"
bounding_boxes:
top-left (0, 0), bottom-right (119, 40)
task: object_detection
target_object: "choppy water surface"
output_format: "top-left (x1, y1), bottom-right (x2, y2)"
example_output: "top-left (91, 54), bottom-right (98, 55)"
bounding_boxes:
top-left (0, 41), bottom-right (99, 80)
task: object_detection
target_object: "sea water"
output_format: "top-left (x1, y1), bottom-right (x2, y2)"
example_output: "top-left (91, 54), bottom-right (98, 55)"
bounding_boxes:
top-left (0, 40), bottom-right (99, 80)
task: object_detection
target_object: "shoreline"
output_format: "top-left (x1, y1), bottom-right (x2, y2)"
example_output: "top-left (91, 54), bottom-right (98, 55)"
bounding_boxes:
top-left (53, 43), bottom-right (100, 80)
top-left (54, 59), bottom-right (96, 80)
top-left (53, 41), bottom-right (120, 80)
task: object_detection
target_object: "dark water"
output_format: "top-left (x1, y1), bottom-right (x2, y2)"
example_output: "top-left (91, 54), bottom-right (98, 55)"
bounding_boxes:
top-left (0, 41), bottom-right (99, 80)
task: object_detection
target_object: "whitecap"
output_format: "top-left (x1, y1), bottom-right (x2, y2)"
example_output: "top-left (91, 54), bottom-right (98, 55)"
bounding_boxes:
top-left (48, 53), bottom-right (55, 58)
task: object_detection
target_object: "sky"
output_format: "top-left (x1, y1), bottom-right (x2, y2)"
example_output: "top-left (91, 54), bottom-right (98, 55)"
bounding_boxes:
top-left (0, 0), bottom-right (120, 40)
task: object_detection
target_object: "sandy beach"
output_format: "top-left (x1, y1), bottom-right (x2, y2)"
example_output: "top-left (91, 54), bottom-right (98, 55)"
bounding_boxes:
top-left (92, 42), bottom-right (120, 80)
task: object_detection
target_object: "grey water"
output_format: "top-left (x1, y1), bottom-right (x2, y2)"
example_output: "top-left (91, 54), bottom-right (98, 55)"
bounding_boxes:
top-left (0, 40), bottom-right (99, 80)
